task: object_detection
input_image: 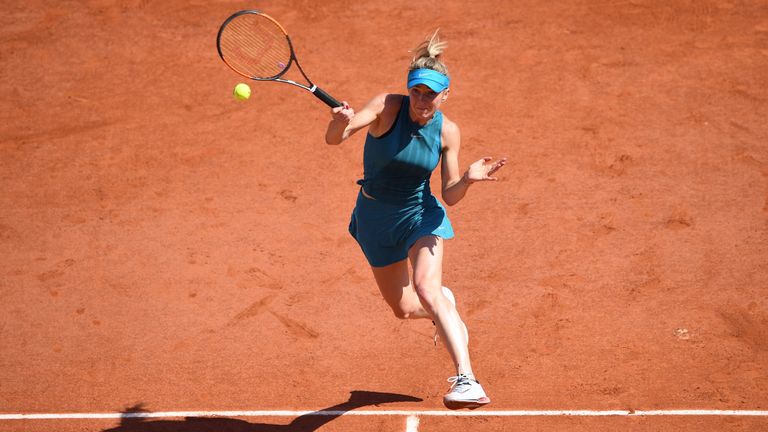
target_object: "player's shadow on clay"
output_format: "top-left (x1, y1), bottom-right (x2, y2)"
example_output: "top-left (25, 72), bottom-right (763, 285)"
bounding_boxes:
top-left (102, 391), bottom-right (422, 432)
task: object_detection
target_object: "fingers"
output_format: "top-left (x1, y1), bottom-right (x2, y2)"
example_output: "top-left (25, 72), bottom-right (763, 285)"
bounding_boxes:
top-left (477, 157), bottom-right (507, 182)
top-left (331, 101), bottom-right (350, 114)
top-left (488, 158), bottom-right (507, 174)
top-left (477, 156), bottom-right (504, 166)
top-left (465, 156), bottom-right (508, 183)
top-left (331, 101), bottom-right (355, 123)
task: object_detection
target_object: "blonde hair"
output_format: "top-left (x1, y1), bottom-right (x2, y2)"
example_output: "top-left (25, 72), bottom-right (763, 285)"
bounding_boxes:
top-left (409, 30), bottom-right (448, 76)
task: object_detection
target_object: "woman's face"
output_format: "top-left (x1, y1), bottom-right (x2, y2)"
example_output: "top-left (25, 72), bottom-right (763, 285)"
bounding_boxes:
top-left (408, 84), bottom-right (448, 123)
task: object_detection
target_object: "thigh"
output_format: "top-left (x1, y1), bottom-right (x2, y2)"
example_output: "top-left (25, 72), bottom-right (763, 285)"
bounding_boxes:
top-left (370, 259), bottom-right (413, 309)
top-left (408, 235), bottom-right (444, 294)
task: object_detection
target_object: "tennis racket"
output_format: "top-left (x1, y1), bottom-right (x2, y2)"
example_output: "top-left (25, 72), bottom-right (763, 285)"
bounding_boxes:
top-left (216, 10), bottom-right (342, 108)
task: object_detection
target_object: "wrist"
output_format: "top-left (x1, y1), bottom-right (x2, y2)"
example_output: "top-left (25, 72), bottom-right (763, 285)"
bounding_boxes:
top-left (332, 116), bottom-right (350, 126)
top-left (462, 171), bottom-right (475, 186)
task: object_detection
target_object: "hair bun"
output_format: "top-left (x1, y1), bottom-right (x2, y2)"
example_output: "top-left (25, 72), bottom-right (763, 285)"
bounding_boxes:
top-left (409, 30), bottom-right (449, 75)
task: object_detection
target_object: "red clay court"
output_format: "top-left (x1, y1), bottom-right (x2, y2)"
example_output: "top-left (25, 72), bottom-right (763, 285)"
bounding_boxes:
top-left (1, 1), bottom-right (767, 431)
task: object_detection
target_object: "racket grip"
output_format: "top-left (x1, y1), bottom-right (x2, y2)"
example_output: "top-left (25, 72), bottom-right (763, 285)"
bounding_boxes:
top-left (312, 86), bottom-right (343, 108)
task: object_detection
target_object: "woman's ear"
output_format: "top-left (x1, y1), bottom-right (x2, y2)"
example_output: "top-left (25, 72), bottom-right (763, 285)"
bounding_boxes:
top-left (442, 88), bottom-right (450, 102)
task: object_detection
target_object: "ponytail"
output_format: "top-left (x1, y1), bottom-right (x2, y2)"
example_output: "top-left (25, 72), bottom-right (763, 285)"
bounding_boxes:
top-left (409, 30), bottom-right (449, 76)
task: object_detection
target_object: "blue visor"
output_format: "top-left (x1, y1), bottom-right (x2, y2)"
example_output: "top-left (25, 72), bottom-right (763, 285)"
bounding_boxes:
top-left (407, 68), bottom-right (450, 92)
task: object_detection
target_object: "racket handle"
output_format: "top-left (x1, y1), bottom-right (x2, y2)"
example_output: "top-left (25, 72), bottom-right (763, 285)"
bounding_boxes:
top-left (312, 86), bottom-right (343, 107)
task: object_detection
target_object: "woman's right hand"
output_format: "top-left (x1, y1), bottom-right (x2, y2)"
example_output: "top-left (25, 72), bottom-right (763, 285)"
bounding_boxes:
top-left (326, 94), bottom-right (384, 145)
top-left (331, 102), bottom-right (355, 124)
top-left (326, 101), bottom-right (355, 145)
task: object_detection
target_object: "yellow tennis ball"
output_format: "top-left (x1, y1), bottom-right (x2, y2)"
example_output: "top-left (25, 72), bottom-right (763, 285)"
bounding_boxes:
top-left (233, 83), bottom-right (251, 101)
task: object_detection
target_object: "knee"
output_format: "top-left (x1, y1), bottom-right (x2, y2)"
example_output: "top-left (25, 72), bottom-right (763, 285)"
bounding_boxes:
top-left (390, 304), bottom-right (421, 320)
top-left (413, 280), bottom-right (444, 314)
top-left (392, 308), bottom-right (411, 320)
top-left (388, 296), bottom-right (424, 320)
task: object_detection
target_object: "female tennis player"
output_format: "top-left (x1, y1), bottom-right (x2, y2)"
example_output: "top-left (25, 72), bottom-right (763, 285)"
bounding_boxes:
top-left (324, 31), bottom-right (506, 410)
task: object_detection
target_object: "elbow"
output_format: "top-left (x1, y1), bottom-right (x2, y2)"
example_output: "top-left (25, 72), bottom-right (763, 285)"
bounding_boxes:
top-left (443, 197), bottom-right (459, 207)
top-left (325, 131), bottom-right (348, 145)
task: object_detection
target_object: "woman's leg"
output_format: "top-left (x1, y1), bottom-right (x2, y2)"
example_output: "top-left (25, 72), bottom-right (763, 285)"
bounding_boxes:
top-left (370, 237), bottom-right (489, 408)
top-left (408, 236), bottom-right (472, 376)
top-left (409, 236), bottom-right (489, 409)
top-left (370, 259), bottom-right (431, 320)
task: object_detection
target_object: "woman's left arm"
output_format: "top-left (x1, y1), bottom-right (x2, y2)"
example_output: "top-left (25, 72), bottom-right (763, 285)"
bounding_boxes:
top-left (440, 118), bottom-right (507, 206)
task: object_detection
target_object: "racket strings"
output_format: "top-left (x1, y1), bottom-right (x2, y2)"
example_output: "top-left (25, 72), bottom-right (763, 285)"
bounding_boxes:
top-left (220, 14), bottom-right (291, 79)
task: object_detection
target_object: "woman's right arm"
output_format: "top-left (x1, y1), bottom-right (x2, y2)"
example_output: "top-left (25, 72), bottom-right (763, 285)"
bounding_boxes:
top-left (325, 93), bottom-right (388, 145)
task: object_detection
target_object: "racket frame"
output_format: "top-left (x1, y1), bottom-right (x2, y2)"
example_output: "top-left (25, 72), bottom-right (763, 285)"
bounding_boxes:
top-left (216, 10), bottom-right (342, 107)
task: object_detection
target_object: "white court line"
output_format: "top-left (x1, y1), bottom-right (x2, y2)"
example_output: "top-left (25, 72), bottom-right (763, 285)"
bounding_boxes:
top-left (2, 410), bottom-right (768, 420)
top-left (405, 414), bottom-right (420, 432)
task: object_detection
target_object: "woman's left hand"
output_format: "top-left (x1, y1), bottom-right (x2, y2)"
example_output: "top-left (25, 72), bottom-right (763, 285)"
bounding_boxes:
top-left (465, 157), bottom-right (508, 184)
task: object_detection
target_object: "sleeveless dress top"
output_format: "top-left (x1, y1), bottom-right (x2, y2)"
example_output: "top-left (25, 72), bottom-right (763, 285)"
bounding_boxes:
top-left (348, 95), bottom-right (455, 267)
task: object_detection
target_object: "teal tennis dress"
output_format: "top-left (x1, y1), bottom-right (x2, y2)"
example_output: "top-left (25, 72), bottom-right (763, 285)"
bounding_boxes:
top-left (348, 95), bottom-right (455, 267)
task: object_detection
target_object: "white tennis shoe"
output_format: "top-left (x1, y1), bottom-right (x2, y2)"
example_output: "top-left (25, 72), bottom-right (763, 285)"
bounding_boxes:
top-left (433, 286), bottom-right (469, 346)
top-left (443, 374), bottom-right (491, 410)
